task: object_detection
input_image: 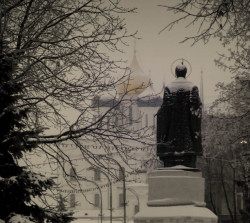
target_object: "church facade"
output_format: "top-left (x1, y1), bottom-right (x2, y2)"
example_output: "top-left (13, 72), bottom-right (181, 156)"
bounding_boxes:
top-left (56, 51), bottom-right (162, 222)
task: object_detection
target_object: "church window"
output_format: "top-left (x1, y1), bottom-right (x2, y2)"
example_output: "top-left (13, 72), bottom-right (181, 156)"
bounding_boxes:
top-left (119, 193), bottom-right (124, 207)
top-left (70, 194), bottom-right (76, 208)
top-left (106, 117), bottom-right (110, 129)
top-left (153, 115), bottom-right (156, 129)
top-left (115, 116), bottom-right (118, 126)
top-left (145, 114), bottom-right (148, 127)
top-left (134, 204), bottom-right (139, 214)
top-left (121, 106), bottom-right (124, 124)
top-left (70, 167), bottom-right (76, 181)
top-left (119, 167), bottom-right (125, 180)
top-left (236, 193), bottom-right (243, 210)
top-left (94, 169), bottom-right (101, 181)
top-left (129, 106), bottom-right (133, 125)
top-left (56, 61), bottom-right (60, 67)
top-left (94, 194), bottom-right (100, 207)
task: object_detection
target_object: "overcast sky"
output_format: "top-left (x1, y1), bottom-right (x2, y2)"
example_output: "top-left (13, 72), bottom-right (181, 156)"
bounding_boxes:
top-left (119, 0), bottom-right (233, 106)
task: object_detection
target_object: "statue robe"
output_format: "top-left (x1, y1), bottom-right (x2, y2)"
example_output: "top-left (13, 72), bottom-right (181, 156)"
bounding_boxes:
top-left (157, 78), bottom-right (202, 165)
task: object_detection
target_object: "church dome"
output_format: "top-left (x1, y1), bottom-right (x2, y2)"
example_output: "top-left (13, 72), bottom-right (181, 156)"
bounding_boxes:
top-left (117, 51), bottom-right (149, 95)
top-left (137, 80), bottom-right (155, 99)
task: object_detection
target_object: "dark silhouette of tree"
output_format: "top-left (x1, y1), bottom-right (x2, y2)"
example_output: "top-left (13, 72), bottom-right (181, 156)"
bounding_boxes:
top-left (0, 54), bottom-right (74, 223)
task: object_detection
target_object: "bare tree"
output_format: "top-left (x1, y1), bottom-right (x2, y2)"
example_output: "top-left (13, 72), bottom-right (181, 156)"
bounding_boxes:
top-left (160, 0), bottom-right (250, 45)
top-left (0, 1), bottom-right (156, 222)
top-left (0, 0), bottom-right (155, 165)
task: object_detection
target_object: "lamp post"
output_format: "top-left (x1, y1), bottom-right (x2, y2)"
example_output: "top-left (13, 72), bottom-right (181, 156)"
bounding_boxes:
top-left (98, 168), bottom-right (113, 223)
top-left (101, 155), bottom-right (126, 223)
top-left (122, 167), bottom-right (126, 223)
top-left (78, 176), bottom-right (103, 223)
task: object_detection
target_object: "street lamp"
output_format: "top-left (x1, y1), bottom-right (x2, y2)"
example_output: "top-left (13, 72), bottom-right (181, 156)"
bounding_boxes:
top-left (100, 155), bottom-right (127, 223)
top-left (97, 168), bottom-right (113, 223)
top-left (78, 176), bottom-right (103, 223)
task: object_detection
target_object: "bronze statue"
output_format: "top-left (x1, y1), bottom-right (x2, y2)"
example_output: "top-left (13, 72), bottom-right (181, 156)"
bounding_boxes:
top-left (157, 63), bottom-right (202, 168)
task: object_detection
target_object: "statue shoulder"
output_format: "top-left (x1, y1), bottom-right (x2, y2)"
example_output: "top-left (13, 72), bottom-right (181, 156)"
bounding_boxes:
top-left (164, 86), bottom-right (171, 94)
top-left (163, 86), bottom-right (171, 99)
top-left (191, 86), bottom-right (199, 94)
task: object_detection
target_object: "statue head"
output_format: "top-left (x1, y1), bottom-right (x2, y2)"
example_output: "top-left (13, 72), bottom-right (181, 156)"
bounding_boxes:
top-left (175, 63), bottom-right (187, 78)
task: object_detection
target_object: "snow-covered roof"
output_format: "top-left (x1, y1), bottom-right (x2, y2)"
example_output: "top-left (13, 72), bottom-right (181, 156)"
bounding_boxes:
top-left (137, 82), bottom-right (162, 107)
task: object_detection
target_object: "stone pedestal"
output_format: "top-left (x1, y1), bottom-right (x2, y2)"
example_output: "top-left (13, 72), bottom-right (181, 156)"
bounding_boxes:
top-left (134, 166), bottom-right (217, 223)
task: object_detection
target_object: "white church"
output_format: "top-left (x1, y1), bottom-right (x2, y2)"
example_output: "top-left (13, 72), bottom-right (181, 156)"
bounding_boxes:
top-left (56, 49), bottom-right (163, 222)
top-left (56, 50), bottom-right (204, 223)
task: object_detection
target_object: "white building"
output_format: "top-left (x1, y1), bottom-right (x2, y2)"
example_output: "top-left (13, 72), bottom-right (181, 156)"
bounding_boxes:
top-left (57, 50), bottom-right (162, 222)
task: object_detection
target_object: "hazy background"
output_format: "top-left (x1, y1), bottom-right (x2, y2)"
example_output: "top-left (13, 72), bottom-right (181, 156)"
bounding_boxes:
top-left (119, 0), bottom-right (233, 107)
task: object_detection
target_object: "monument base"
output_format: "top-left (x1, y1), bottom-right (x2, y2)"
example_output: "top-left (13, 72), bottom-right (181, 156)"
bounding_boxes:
top-left (148, 166), bottom-right (205, 206)
top-left (134, 205), bottom-right (217, 223)
top-left (134, 166), bottom-right (217, 223)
